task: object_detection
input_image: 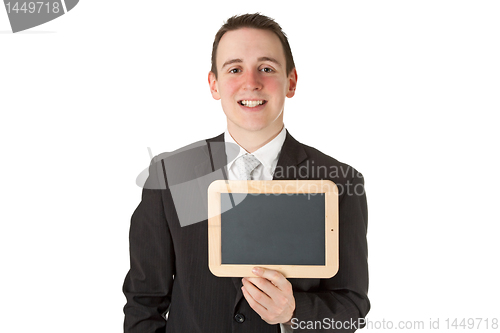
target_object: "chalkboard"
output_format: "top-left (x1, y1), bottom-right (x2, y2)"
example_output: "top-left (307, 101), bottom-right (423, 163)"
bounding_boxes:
top-left (208, 180), bottom-right (338, 278)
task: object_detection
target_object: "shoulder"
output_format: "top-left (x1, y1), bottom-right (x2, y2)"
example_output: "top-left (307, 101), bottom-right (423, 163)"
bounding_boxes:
top-left (285, 132), bottom-right (364, 183)
top-left (142, 136), bottom-right (222, 190)
top-left (284, 136), bottom-right (365, 199)
top-left (289, 136), bottom-right (366, 200)
top-left (304, 142), bottom-right (361, 174)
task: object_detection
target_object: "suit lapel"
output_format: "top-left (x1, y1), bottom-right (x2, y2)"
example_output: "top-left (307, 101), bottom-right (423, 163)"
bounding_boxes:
top-left (273, 130), bottom-right (308, 180)
top-left (193, 134), bottom-right (235, 222)
top-left (194, 133), bottom-right (226, 178)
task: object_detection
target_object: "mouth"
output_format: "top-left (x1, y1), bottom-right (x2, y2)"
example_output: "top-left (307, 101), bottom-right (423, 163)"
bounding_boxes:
top-left (238, 100), bottom-right (267, 108)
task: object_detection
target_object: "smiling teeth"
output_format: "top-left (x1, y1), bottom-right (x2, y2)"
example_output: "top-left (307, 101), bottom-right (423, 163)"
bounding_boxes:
top-left (241, 100), bottom-right (264, 107)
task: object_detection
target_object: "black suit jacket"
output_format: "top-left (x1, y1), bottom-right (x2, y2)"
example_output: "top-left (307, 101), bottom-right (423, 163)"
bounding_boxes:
top-left (123, 131), bottom-right (370, 332)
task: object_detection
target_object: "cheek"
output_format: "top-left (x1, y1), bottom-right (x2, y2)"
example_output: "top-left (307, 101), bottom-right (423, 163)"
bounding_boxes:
top-left (220, 80), bottom-right (239, 98)
top-left (263, 77), bottom-right (287, 96)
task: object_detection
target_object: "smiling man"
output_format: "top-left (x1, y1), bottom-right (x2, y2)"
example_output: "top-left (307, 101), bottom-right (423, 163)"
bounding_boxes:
top-left (209, 27), bottom-right (297, 153)
top-left (123, 13), bottom-right (369, 333)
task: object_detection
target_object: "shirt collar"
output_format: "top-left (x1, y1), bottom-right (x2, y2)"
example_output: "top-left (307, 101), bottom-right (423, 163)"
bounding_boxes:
top-left (224, 126), bottom-right (287, 172)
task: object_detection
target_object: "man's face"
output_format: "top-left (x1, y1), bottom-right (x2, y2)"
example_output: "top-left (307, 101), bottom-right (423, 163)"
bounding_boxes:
top-left (209, 28), bottom-right (297, 135)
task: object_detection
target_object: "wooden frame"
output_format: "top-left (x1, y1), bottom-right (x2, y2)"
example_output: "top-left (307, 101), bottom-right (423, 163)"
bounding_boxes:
top-left (208, 180), bottom-right (339, 278)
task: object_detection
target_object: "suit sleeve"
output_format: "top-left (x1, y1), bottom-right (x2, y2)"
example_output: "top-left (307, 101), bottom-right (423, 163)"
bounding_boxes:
top-left (291, 171), bottom-right (369, 332)
top-left (123, 159), bottom-right (175, 332)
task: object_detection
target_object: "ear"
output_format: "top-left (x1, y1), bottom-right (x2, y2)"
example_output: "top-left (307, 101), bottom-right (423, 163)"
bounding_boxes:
top-left (286, 68), bottom-right (298, 98)
top-left (208, 71), bottom-right (221, 100)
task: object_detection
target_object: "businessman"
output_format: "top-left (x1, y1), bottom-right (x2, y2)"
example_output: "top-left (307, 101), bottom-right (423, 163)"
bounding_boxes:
top-left (123, 13), bottom-right (369, 332)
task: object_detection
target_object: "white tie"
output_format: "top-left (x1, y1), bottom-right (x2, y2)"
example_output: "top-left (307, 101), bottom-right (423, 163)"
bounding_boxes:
top-left (233, 154), bottom-right (261, 180)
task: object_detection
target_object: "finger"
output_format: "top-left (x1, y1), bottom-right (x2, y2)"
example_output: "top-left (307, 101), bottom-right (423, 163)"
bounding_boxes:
top-left (241, 285), bottom-right (269, 316)
top-left (241, 278), bottom-right (274, 310)
top-left (252, 267), bottom-right (292, 293)
top-left (244, 277), bottom-right (281, 300)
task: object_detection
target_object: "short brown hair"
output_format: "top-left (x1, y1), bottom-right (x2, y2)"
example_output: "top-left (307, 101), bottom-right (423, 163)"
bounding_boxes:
top-left (211, 13), bottom-right (295, 78)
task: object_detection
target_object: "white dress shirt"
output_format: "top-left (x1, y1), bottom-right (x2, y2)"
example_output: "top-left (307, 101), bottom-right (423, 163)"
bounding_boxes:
top-left (224, 126), bottom-right (294, 333)
top-left (224, 126), bottom-right (286, 181)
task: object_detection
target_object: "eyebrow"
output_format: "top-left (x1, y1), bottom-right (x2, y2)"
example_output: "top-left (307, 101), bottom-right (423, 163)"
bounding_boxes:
top-left (221, 57), bottom-right (282, 70)
top-left (258, 57), bottom-right (282, 67)
top-left (221, 58), bottom-right (243, 69)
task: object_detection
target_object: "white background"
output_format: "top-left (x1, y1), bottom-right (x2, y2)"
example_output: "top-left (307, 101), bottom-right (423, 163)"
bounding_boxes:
top-left (1, 1), bottom-right (499, 332)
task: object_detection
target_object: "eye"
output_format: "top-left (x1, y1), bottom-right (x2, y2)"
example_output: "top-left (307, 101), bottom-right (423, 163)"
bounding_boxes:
top-left (261, 67), bottom-right (274, 73)
top-left (229, 68), bottom-right (241, 74)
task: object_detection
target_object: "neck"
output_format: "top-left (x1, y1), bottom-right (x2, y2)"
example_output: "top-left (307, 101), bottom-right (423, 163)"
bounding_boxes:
top-left (228, 123), bottom-right (284, 153)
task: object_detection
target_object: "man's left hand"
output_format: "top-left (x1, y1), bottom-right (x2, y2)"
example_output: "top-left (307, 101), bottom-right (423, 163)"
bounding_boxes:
top-left (241, 267), bottom-right (295, 325)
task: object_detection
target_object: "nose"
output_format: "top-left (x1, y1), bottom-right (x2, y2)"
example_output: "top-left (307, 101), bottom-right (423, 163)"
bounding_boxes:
top-left (242, 70), bottom-right (262, 91)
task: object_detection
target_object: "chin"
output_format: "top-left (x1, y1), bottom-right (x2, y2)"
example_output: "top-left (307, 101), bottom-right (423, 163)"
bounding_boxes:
top-left (238, 120), bottom-right (279, 133)
top-left (237, 124), bottom-right (267, 133)
top-left (227, 111), bottom-right (282, 133)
